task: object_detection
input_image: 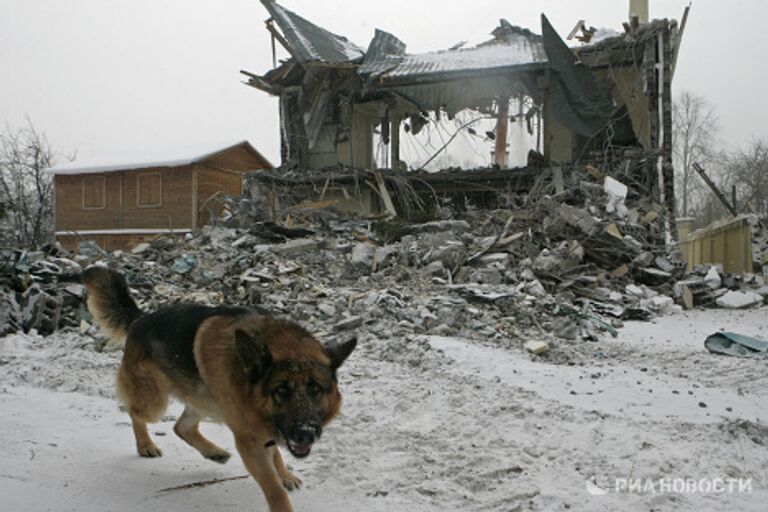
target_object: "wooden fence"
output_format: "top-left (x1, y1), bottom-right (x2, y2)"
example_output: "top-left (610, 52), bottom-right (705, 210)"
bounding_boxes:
top-left (678, 215), bottom-right (755, 273)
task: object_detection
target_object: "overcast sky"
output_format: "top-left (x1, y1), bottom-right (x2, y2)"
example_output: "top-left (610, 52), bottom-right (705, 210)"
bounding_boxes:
top-left (1, 0), bottom-right (765, 165)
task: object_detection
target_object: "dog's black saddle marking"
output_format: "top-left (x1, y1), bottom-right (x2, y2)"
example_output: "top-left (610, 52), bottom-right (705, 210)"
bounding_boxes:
top-left (130, 304), bottom-right (252, 383)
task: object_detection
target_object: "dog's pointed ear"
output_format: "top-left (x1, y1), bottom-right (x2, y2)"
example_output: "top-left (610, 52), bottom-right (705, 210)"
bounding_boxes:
top-left (235, 329), bottom-right (272, 382)
top-left (325, 336), bottom-right (357, 370)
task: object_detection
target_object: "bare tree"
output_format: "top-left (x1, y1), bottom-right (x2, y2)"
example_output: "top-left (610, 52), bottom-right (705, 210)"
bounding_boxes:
top-left (0, 121), bottom-right (67, 249)
top-left (728, 139), bottom-right (768, 219)
top-left (672, 91), bottom-right (719, 217)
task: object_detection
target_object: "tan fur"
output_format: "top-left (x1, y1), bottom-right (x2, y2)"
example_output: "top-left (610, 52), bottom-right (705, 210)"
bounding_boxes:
top-left (116, 356), bottom-right (170, 457)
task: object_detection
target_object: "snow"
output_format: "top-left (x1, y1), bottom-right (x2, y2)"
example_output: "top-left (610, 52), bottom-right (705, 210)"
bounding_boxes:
top-left (705, 267), bottom-right (722, 289)
top-left (46, 140), bottom-right (252, 175)
top-left (588, 28), bottom-right (623, 45)
top-left (2, 309), bottom-right (768, 511)
top-left (387, 40), bottom-right (546, 78)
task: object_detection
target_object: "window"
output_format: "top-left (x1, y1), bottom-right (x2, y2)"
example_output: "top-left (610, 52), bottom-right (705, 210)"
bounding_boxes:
top-left (82, 175), bottom-right (105, 209)
top-left (137, 172), bottom-right (162, 208)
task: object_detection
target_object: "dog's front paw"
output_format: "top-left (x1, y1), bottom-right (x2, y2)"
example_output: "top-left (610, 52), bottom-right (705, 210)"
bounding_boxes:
top-left (280, 471), bottom-right (302, 491)
top-left (204, 450), bottom-right (232, 464)
top-left (138, 443), bottom-right (162, 458)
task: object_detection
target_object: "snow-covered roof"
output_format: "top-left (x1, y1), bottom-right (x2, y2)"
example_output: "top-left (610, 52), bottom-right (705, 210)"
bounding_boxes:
top-left (47, 140), bottom-right (265, 175)
top-left (360, 20), bottom-right (546, 83)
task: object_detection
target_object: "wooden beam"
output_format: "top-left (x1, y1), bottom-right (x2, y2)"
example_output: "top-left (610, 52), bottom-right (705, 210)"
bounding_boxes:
top-left (191, 167), bottom-right (198, 229)
top-left (373, 171), bottom-right (397, 217)
top-left (494, 97), bottom-right (510, 168)
top-left (390, 114), bottom-right (400, 170)
top-left (239, 70), bottom-right (280, 95)
top-left (265, 19), bottom-right (306, 69)
top-left (693, 163), bottom-right (738, 217)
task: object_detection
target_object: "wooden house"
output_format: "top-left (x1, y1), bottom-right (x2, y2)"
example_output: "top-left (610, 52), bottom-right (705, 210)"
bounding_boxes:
top-left (47, 140), bottom-right (272, 251)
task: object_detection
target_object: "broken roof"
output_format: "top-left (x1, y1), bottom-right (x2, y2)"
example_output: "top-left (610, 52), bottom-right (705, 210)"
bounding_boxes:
top-left (47, 140), bottom-right (269, 175)
top-left (360, 21), bottom-right (547, 85)
top-left (261, 0), bottom-right (364, 64)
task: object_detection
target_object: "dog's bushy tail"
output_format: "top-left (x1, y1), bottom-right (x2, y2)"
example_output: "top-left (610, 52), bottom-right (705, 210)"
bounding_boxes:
top-left (82, 266), bottom-right (142, 347)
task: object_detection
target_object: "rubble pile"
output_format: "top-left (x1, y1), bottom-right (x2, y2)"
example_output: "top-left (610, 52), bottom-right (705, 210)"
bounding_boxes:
top-left (2, 176), bottom-right (767, 353)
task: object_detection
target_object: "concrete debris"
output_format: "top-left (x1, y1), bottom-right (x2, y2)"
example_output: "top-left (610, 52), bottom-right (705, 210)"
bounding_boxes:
top-left (260, 238), bottom-right (320, 256)
top-left (21, 285), bottom-right (63, 335)
top-left (350, 243), bottom-right (375, 273)
top-left (334, 316), bottom-right (364, 331)
top-left (603, 176), bottom-right (628, 200)
top-left (648, 296), bottom-right (675, 315)
top-left (715, 290), bottom-right (764, 309)
top-left (0, 292), bottom-right (22, 336)
top-left (130, 243), bottom-right (151, 255)
top-left (2, 167), bottom-right (767, 347)
top-left (170, 255), bottom-right (197, 274)
top-left (524, 340), bottom-right (550, 355)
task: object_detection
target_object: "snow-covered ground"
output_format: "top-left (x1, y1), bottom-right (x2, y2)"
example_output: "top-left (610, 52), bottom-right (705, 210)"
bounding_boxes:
top-left (2, 308), bottom-right (768, 511)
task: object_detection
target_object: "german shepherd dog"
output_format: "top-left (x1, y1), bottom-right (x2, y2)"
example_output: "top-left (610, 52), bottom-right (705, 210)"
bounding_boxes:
top-left (83, 266), bottom-right (356, 512)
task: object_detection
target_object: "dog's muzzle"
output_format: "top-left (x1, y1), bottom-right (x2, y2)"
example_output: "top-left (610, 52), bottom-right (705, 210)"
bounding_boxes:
top-left (285, 424), bottom-right (321, 458)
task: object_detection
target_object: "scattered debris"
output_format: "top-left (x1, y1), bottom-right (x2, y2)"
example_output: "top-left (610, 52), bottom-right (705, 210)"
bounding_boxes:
top-left (2, 164), bottom-right (767, 352)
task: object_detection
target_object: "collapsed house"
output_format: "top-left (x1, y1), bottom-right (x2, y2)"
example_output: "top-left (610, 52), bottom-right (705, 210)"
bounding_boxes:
top-left (242, 0), bottom-right (686, 223)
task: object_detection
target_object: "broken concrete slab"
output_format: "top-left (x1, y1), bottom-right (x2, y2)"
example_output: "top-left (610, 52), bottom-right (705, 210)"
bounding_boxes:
top-left (532, 249), bottom-right (562, 275)
top-left (261, 238), bottom-right (320, 256)
top-left (716, 290), bottom-right (764, 309)
top-left (21, 286), bottom-right (63, 335)
top-left (350, 243), bottom-right (376, 273)
top-left (130, 243), bottom-right (151, 255)
top-left (604, 176), bottom-right (628, 199)
top-left (408, 220), bottom-right (471, 235)
top-left (524, 340), bottom-right (550, 355)
top-left (654, 256), bottom-right (675, 273)
top-left (334, 316), bottom-right (364, 331)
top-left (635, 267), bottom-right (672, 286)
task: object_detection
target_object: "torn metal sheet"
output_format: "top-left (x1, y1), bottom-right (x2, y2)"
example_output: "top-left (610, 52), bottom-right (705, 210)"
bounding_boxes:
top-left (261, 0), bottom-right (364, 64)
top-left (705, 332), bottom-right (768, 358)
top-left (541, 14), bottom-right (615, 137)
top-left (360, 29), bottom-right (407, 79)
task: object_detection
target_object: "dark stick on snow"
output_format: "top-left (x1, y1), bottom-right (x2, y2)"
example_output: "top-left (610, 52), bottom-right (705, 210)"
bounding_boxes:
top-left (156, 475), bottom-right (250, 493)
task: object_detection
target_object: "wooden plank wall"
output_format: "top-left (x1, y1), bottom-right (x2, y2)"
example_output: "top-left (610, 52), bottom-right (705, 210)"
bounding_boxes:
top-left (679, 216), bottom-right (754, 273)
top-left (53, 144), bottom-right (271, 250)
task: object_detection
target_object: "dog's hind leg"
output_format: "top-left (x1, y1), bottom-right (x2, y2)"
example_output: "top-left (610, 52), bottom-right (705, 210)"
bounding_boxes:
top-left (117, 356), bottom-right (169, 458)
top-left (173, 406), bottom-right (231, 464)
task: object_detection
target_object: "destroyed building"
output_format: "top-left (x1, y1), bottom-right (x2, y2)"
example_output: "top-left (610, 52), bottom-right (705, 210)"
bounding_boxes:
top-left (242, 0), bottom-right (686, 223)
